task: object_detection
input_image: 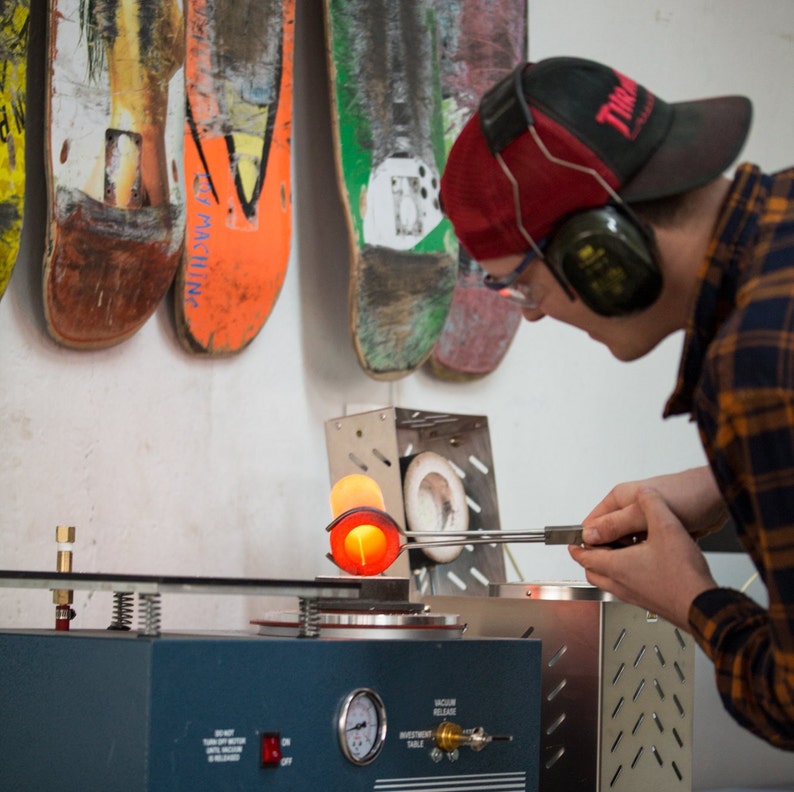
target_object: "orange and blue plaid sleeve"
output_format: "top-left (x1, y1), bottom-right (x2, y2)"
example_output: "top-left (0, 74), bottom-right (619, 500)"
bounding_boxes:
top-left (675, 165), bottom-right (794, 749)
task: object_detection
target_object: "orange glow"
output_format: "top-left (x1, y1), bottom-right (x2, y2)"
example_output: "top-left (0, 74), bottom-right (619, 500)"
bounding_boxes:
top-left (344, 523), bottom-right (389, 567)
top-left (327, 507), bottom-right (401, 576)
top-left (330, 474), bottom-right (385, 517)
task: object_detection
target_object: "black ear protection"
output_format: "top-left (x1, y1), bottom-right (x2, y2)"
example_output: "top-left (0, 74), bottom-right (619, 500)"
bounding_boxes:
top-left (545, 203), bottom-right (662, 317)
top-left (478, 64), bottom-right (662, 317)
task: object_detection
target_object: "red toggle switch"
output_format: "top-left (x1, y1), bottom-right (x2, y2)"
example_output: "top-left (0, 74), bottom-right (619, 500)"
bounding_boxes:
top-left (261, 733), bottom-right (282, 767)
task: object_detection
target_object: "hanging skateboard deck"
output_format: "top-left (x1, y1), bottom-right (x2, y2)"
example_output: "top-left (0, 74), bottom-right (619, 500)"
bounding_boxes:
top-left (324, 0), bottom-right (458, 380)
top-left (43, 0), bottom-right (186, 348)
top-left (429, 0), bottom-right (527, 381)
top-left (176, 0), bottom-right (294, 355)
top-left (0, 1), bottom-right (28, 302)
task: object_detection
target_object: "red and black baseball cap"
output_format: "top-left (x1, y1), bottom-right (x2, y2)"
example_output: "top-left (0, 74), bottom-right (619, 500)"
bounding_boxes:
top-left (440, 57), bottom-right (752, 261)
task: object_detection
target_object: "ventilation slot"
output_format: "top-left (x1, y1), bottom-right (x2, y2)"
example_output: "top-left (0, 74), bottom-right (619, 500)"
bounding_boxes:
top-left (546, 713), bottom-right (566, 736)
top-left (632, 679), bottom-right (646, 702)
top-left (548, 644), bottom-right (568, 667)
top-left (371, 448), bottom-right (392, 466)
top-left (653, 678), bottom-right (666, 701)
top-left (651, 745), bottom-right (664, 767)
top-left (652, 711), bottom-right (665, 733)
top-left (448, 460), bottom-right (465, 478)
top-left (631, 746), bottom-right (644, 769)
top-left (446, 570), bottom-right (467, 591)
top-left (466, 496), bottom-right (482, 514)
top-left (545, 746), bottom-right (565, 769)
top-left (348, 453), bottom-right (368, 472)
top-left (468, 454), bottom-right (489, 474)
top-left (547, 679), bottom-right (567, 702)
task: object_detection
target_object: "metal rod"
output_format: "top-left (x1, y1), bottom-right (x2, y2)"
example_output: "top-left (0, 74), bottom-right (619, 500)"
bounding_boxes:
top-left (401, 525), bottom-right (584, 549)
top-left (399, 525), bottom-right (645, 552)
top-left (399, 534), bottom-right (544, 550)
top-left (403, 530), bottom-right (544, 539)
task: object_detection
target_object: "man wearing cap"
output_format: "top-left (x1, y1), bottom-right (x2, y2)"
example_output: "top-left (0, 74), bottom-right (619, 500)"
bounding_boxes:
top-left (441, 56), bottom-right (794, 749)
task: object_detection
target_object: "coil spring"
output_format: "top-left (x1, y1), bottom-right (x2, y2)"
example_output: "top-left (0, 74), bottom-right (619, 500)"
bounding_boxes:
top-left (138, 593), bottom-right (162, 636)
top-left (298, 597), bottom-right (321, 638)
top-left (108, 591), bottom-right (134, 631)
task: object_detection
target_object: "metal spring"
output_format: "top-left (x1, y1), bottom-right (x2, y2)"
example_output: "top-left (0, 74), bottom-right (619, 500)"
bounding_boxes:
top-left (107, 591), bottom-right (134, 631)
top-left (138, 592), bottom-right (162, 637)
top-left (297, 597), bottom-right (321, 639)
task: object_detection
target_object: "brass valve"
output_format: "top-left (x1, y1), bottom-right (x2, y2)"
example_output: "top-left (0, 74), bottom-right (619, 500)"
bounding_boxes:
top-left (433, 721), bottom-right (510, 754)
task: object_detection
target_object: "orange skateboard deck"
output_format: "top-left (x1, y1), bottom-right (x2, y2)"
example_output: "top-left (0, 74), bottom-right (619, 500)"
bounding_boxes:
top-left (43, 0), bottom-right (186, 348)
top-left (176, 0), bottom-right (294, 355)
top-left (324, 0), bottom-right (459, 380)
top-left (429, 0), bottom-right (527, 381)
top-left (0, 1), bottom-right (28, 303)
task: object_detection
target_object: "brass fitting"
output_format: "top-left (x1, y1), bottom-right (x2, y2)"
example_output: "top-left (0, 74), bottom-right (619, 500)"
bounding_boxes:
top-left (433, 722), bottom-right (466, 752)
top-left (53, 525), bottom-right (75, 605)
top-left (433, 721), bottom-right (502, 753)
top-left (55, 525), bottom-right (76, 544)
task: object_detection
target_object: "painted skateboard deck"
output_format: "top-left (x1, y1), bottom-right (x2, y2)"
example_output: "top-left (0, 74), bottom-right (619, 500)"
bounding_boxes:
top-left (176, 0), bottom-right (294, 355)
top-left (0, 1), bottom-right (28, 302)
top-left (429, 0), bottom-right (527, 381)
top-left (324, 0), bottom-right (459, 380)
top-left (43, 0), bottom-right (186, 348)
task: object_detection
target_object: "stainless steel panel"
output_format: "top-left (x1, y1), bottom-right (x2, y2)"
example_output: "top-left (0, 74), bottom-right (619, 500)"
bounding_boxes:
top-left (426, 585), bottom-right (694, 792)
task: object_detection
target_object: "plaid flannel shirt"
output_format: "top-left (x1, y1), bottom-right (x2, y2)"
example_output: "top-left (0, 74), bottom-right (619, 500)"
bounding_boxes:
top-left (665, 163), bottom-right (794, 749)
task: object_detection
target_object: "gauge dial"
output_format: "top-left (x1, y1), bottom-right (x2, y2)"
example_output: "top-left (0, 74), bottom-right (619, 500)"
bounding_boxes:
top-left (338, 688), bottom-right (387, 765)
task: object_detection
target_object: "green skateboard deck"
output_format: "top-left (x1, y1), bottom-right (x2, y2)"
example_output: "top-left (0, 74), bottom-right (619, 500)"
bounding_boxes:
top-left (324, 0), bottom-right (458, 380)
top-left (429, 0), bottom-right (526, 381)
top-left (44, 0), bottom-right (186, 348)
top-left (0, 1), bottom-right (28, 302)
top-left (176, 0), bottom-right (295, 355)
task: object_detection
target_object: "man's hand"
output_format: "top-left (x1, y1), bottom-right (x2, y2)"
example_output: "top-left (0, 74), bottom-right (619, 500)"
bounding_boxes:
top-left (582, 465), bottom-right (728, 546)
top-left (569, 487), bottom-right (718, 630)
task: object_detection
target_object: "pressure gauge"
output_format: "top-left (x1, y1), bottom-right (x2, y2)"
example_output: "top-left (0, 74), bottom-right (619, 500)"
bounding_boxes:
top-left (338, 688), bottom-right (387, 765)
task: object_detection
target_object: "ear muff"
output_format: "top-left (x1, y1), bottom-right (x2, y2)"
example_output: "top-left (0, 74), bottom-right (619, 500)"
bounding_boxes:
top-left (545, 205), bottom-right (662, 317)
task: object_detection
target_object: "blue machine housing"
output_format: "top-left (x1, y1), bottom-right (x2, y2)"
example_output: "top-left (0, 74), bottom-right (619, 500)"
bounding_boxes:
top-left (1, 630), bottom-right (541, 791)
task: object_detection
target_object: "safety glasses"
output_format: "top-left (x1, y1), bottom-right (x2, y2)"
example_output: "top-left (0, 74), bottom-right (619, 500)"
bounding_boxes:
top-left (482, 247), bottom-right (546, 309)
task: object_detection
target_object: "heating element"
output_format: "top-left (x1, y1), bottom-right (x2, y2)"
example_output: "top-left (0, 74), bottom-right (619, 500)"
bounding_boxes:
top-left (325, 407), bottom-right (505, 595)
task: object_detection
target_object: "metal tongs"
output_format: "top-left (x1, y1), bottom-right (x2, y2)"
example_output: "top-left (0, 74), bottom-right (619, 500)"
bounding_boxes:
top-left (401, 525), bottom-right (645, 551)
top-left (326, 507), bottom-right (647, 576)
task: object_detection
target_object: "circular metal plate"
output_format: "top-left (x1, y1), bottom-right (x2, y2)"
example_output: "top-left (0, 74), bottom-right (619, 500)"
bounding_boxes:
top-left (253, 609), bottom-right (464, 640)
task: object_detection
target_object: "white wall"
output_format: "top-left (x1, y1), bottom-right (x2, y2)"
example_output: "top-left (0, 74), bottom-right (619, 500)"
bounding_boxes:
top-left (1, 0), bottom-right (793, 788)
